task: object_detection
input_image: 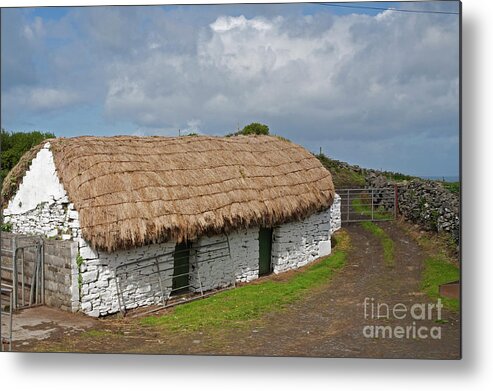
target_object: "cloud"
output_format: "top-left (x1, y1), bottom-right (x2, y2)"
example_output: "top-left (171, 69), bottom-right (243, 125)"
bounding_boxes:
top-left (100, 10), bottom-right (458, 142)
top-left (5, 87), bottom-right (81, 112)
top-left (210, 15), bottom-right (274, 32)
top-left (1, 5), bottom-right (459, 174)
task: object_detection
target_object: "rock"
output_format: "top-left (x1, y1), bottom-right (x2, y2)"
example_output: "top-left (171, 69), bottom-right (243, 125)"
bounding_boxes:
top-left (47, 228), bottom-right (58, 238)
top-left (80, 245), bottom-right (99, 260)
top-left (83, 270), bottom-right (99, 284)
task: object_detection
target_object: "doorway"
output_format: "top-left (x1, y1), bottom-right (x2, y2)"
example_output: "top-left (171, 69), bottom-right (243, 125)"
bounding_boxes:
top-left (172, 241), bottom-right (191, 294)
top-left (259, 228), bottom-right (273, 276)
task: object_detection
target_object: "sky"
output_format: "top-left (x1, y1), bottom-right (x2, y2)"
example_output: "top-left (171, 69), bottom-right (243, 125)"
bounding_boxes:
top-left (0, 1), bottom-right (460, 176)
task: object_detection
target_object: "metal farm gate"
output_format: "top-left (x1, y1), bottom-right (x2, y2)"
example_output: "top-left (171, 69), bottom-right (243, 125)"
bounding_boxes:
top-left (339, 187), bottom-right (397, 224)
top-left (1, 235), bottom-right (44, 351)
top-left (115, 236), bottom-right (234, 316)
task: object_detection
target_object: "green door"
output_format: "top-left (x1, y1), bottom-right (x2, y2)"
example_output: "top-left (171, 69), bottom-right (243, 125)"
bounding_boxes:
top-left (172, 242), bottom-right (190, 293)
top-left (259, 228), bottom-right (273, 276)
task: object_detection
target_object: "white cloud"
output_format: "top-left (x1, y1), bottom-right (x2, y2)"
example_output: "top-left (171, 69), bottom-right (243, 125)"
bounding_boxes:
top-left (5, 87), bottom-right (80, 112)
top-left (100, 10), bottom-right (458, 143)
top-left (210, 15), bottom-right (273, 32)
top-left (1, 6), bottom-right (459, 174)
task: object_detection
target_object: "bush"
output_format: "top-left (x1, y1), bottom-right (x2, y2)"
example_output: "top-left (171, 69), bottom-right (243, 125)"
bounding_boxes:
top-left (236, 122), bottom-right (270, 136)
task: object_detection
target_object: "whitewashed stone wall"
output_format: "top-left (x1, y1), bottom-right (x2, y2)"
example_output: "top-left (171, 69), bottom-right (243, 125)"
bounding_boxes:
top-left (78, 240), bottom-right (176, 317)
top-left (330, 193), bottom-right (342, 234)
top-left (190, 228), bottom-right (260, 293)
top-left (3, 142), bottom-right (80, 240)
top-left (271, 209), bottom-right (332, 274)
top-left (228, 228), bottom-right (260, 283)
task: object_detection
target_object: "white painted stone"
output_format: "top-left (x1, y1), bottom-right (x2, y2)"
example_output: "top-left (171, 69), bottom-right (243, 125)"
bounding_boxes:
top-left (46, 228), bottom-right (58, 238)
top-left (271, 209), bottom-right (331, 274)
top-left (80, 245), bottom-right (99, 260)
top-left (81, 301), bottom-right (92, 312)
top-left (318, 240), bottom-right (332, 258)
top-left (83, 270), bottom-right (99, 284)
top-left (330, 193), bottom-right (342, 234)
top-left (68, 210), bottom-right (79, 220)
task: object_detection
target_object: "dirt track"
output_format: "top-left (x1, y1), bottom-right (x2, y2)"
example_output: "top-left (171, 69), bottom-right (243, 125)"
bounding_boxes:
top-left (12, 222), bottom-right (460, 358)
top-left (213, 222), bottom-right (460, 359)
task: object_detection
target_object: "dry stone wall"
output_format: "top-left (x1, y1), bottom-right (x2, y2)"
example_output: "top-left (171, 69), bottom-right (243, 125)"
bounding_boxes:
top-left (367, 174), bottom-right (460, 243)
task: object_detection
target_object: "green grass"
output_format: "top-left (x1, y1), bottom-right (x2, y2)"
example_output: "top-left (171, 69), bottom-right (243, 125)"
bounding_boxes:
top-left (443, 181), bottom-right (460, 194)
top-left (315, 154), bottom-right (366, 188)
top-left (351, 198), bottom-right (393, 220)
top-left (141, 231), bottom-right (350, 332)
top-left (421, 256), bottom-right (460, 312)
top-left (360, 221), bottom-right (395, 267)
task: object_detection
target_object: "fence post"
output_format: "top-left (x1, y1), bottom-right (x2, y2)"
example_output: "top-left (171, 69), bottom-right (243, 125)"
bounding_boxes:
top-left (394, 184), bottom-right (399, 219)
top-left (371, 188), bottom-right (374, 221)
top-left (11, 237), bottom-right (17, 310)
top-left (40, 239), bottom-right (45, 305)
top-left (346, 189), bottom-right (350, 222)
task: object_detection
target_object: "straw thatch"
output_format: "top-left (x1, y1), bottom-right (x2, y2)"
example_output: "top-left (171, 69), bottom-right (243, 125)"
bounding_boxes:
top-left (7, 135), bottom-right (335, 252)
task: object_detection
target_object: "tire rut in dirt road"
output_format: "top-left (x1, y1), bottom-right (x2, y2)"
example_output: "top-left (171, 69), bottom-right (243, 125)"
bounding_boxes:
top-left (201, 223), bottom-right (460, 358)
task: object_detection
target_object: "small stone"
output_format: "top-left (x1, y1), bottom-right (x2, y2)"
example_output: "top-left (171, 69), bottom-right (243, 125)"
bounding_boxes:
top-left (46, 228), bottom-right (58, 238)
top-left (81, 301), bottom-right (92, 311)
top-left (68, 210), bottom-right (79, 220)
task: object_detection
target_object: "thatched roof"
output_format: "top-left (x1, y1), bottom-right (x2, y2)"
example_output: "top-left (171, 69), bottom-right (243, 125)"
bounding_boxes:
top-left (6, 135), bottom-right (335, 252)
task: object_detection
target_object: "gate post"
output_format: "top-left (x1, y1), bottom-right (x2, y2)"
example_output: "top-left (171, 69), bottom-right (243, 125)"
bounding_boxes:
top-left (394, 184), bottom-right (399, 219)
top-left (371, 188), bottom-right (374, 220)
top-left (40, 239), bottom-right (45, 305)
top-left (346, 189), bottom-right (350, 222)
top-left (11, 237), bottom-right (17, 310)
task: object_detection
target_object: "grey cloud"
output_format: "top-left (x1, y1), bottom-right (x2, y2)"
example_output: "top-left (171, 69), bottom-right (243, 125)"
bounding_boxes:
top-left (2, 5), bottom-right (459, 174)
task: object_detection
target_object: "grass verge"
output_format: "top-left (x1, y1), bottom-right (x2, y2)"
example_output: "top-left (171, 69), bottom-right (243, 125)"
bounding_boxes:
top-left (399, 222), bottom-right (460, 312)
top-left (141, 230), bottom-right (350, 332)
top-left (421, 256), bottom-right (460, 312)
top-left (360, 221), bottom-right (395, 267)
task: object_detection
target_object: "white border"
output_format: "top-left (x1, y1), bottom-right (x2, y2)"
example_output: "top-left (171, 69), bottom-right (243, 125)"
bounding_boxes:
top-left (2, 0), bottom-right (492, 390)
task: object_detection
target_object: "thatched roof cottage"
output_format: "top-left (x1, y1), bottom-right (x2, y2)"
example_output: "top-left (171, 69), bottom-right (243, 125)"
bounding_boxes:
top-left (2, 135), bottom-right (341, 317)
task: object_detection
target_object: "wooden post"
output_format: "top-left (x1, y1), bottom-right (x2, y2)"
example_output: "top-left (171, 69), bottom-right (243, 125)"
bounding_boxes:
top-left (394, 184), bottom-right (399, 219)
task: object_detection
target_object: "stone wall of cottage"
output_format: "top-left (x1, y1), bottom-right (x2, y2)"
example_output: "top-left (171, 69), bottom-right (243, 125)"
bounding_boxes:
top-left (3, 142), bottom-right (81, 240)
top-left (330, 194), bottom-right (342, 234)
top-left (189, 227), bottom-right (259, 293)
top-left (271, 209), bottom-right (332, 274)
top-left (77, 239), bottom-right (176, 317)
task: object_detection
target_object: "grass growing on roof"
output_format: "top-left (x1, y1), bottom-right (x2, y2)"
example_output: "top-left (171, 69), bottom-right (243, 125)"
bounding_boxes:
top-left (360, 221), bottom-right (395, 267)
top-left (421, 256), bottom-right (460, 312)
top-left (141, 230), bottom-right (350, 332)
